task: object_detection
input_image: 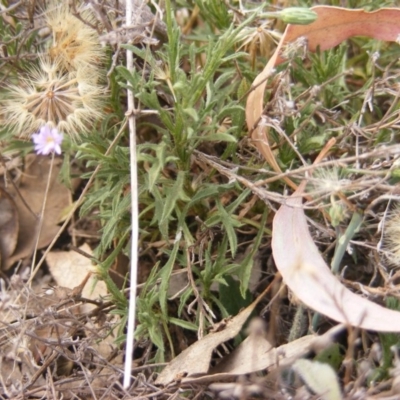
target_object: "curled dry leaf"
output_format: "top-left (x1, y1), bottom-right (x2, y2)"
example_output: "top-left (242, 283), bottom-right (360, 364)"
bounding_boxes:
top-left (208, 323), bottom-right (344, 378)
top-left (155, 302), bottom-right (256, 385)
top-left (0, 187), bottom-right (19, 266)
top-left (210, 330), bottom-right (309, 377)
top-left (171, 324), bottom-right (345, 387)
top-left (155, 280), bottom-right (278, 385)
top-left (272, 183), bottom-right (400, 331)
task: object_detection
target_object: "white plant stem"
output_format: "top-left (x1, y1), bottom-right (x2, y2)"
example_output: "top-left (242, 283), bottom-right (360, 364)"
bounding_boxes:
top-left (123, 0), bottom-right (139, 389)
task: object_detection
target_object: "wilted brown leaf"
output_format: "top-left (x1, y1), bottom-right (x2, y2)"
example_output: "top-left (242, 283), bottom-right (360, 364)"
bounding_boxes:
top-left (155, 303), bottom-right (256, 385)
top-left (46, 243), bottom-right (108, 312)
top-left (0, 187), bottom-right (19, 267)
top-left (4, 154), bottom-right (71, 270)
top-left (46, 244), bottom-right (120, 362)
top-left (209, 322), bottom-right (344, 377)
top-left (276, 7), bottom-right (400, 64)
top-left (155, 278), bottom-right (278, 385)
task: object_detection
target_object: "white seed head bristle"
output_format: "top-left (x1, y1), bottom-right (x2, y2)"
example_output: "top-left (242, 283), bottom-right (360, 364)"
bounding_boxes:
top-left (382, 207), bottom-right (400, 268)
top-left (309, 166), bottom-right (350, 196)
top-left (45, 3), bottom-right (104, 71)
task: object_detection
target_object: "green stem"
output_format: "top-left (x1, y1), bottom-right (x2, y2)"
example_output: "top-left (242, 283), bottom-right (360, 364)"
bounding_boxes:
top-left (312, 212), bottom-right (364, 331)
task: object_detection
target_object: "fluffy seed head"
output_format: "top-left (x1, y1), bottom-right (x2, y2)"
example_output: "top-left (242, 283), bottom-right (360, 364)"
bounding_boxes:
top-left (382, 208), bottom-right (400, 268)
top-left (2, 57), bottom-right (104, 139)
top-left (45, 3), bottom-right (104, 71)
top-left (308, 166), bottom-right (351, 197)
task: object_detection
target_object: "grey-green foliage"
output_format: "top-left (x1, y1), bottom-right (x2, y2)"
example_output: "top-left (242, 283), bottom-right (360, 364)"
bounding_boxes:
top-left (194, 0), bottom-right (231, 30)
top-left (71, 1), bottom-right (272, 355)
top-left (3, 0), bottom-right (400, 374)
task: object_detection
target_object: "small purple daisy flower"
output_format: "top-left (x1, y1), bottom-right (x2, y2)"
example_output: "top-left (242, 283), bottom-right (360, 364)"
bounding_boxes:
top-left (32, 125), bottom-right (63, 155)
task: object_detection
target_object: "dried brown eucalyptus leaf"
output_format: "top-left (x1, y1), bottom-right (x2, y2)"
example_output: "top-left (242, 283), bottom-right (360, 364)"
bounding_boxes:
top-left (46, 243), bottom-right (107, 311)
top-left (0, 187), bottom-right (19, 266)
top-left (5, 154), bottom-right (71, 270)
top-left (155, 305), bottom-right (256, 385)
top-left (272, 183), bottom-right (400, 331)
top-left (155, 281), bottom-right (277, 385)
top-left (210, 323), bottom-right (345, 377)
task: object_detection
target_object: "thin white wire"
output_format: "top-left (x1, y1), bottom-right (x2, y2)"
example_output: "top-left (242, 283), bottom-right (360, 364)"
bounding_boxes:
top-left (123, 0), bottom-right (139, 389)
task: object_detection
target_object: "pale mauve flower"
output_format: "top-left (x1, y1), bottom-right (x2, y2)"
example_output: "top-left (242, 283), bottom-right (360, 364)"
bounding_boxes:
top-left (32, 125), bottom-right (63, 155)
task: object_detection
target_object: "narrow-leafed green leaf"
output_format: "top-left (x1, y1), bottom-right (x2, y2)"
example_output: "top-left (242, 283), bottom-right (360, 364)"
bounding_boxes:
top-left (159, 233), bottom-right (181, 316)
top-left (148, 324), bottom-right (165, 351)
top-left (216, 200), bottom-right (241, 257)
top-left (159, 171), bottom-right (187, 237)
top-left (192, 133), bottom-right (237, 143)
top-left (168, 317), bottom-right (198, 331)
top-left (183, 107), bottom-right (199, 121)
top-left (115, 65), bottom-right (137, 88)
top-left (147, 142), bottom-right (167, 192)
top-left (188, 185), bottom-right (220, 206)
top-left (121, 44), bottom-right (156, 68)
top-left (238, 208), bottom-right (268, 297)
top-left (226, 188), bottom-right (251, 214)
